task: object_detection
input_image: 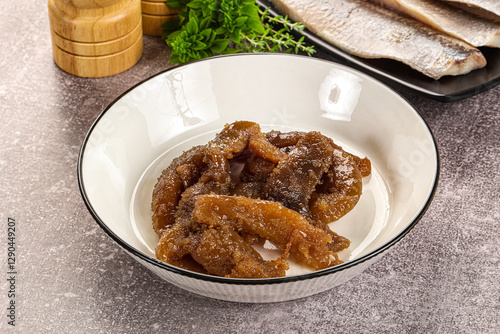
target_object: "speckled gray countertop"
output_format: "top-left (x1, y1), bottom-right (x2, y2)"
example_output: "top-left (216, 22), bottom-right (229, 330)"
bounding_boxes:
top-left (0, 1), bottom-right (498, 333)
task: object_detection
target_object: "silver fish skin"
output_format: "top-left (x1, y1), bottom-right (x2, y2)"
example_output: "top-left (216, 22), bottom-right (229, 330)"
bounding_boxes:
top-left (376, 0), bottom-right (500, 47)
top-left (270, 0), bottom-right (487, 79)
top-left (441, 0), bottom-right (500, 21)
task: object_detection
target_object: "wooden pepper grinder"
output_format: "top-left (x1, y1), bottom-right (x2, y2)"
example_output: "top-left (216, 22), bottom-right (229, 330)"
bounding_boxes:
top-left (48, 0), bottom-right (143, 77)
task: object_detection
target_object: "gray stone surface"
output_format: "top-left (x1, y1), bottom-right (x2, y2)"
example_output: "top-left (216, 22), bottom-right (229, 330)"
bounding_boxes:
top-left (0, 1), bottom-right (498, 333)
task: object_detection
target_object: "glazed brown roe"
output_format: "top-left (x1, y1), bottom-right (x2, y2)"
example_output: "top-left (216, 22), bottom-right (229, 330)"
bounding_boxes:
top-left (152, 121), bottom-right (371, 278)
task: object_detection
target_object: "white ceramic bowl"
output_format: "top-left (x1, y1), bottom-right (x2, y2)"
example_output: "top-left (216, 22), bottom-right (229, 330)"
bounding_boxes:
top-left (78, 54), bottom-right (439, 303)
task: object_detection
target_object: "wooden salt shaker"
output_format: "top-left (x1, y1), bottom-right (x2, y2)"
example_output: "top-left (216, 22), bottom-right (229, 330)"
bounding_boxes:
top-left (48, 0), bottom-right (143, 77)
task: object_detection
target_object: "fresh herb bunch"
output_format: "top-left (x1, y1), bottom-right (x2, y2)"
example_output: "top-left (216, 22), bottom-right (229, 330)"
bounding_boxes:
top-left (163, 0), bottom-right (315, 63)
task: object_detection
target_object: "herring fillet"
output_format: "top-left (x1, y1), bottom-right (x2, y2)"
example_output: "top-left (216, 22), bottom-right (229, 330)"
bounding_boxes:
top-left (270, 0), bottom-right (487, 79)
top-left (375, 0), bottom-right (500, 47)
top-left (441, 0), bottom-right (500, 20)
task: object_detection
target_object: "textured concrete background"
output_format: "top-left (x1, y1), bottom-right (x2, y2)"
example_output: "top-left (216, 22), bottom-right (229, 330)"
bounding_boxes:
top-left (0, 1), bottom-right (498, 333)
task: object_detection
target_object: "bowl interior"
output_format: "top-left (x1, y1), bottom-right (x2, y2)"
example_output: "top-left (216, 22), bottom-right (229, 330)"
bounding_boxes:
top-left (79, 54), bottom-right (438, 278)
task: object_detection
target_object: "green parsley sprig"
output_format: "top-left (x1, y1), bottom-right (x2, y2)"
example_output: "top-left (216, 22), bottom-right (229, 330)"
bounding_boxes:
top-left (163, 0), bottom-right (315, 63)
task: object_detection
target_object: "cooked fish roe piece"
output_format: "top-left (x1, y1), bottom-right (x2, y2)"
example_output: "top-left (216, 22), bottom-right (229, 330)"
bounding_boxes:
top-left (192, 225), bottom-right (288, 278)
top-left (264, 131), bottom-right (334, 216)
top-left (204, 121), bottom-right (285, 185)
top-left (349, 154), bottom-right (372, 178)
top-left (266, 130), bottom-right (371, 177)
top-left (239, 156), bottom-right (276, 183)
top-left (151, 145), bottom-right (207, 235)
top-left (310, 148), bottom-right (363, 225)
top-left (266, 130), bottom-right (304, 152)
top-left (155, 219), bottom-right (207, 273)
top-left (175, 179), bottom-right (227, 221)
top-left (230, 181), bottom-right (266, 199)
top-left (192, 194), bottom-right (343, 270)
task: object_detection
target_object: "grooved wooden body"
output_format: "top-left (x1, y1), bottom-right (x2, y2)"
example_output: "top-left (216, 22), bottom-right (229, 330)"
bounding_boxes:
top-left (48, 0), bottom-right (143, 77)
top-left (142, 12), bottom-right (178, 36)
top-left (50, 20), bottom-right (143, 56)
top-left (141, 0), bottom-right (180, 15)
top-left (51, 32), bottom-right (143, 77)
top-left (141, 0), bottom-right (179, 36)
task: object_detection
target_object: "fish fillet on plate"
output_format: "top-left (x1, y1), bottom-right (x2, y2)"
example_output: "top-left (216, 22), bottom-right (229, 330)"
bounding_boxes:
top-left (441, 0), bottom-right (500, 21)
top-left (375, 0), bottom-right (500, 47)
top-left (271, 0), bottom-right (487, 79)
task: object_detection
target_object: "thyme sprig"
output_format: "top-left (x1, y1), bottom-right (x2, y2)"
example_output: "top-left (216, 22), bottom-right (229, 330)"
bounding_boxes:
top-left (163, 0), bottom-right (315, 63)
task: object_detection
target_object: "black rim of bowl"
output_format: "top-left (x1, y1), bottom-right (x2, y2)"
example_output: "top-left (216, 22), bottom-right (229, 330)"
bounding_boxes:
top-left (77, 53), bottom-right (440, 286)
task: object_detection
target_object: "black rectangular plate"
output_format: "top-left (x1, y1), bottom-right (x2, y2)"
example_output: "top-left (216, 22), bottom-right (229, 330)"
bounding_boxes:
top-left (258, 0), bottom-right (500, 101)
